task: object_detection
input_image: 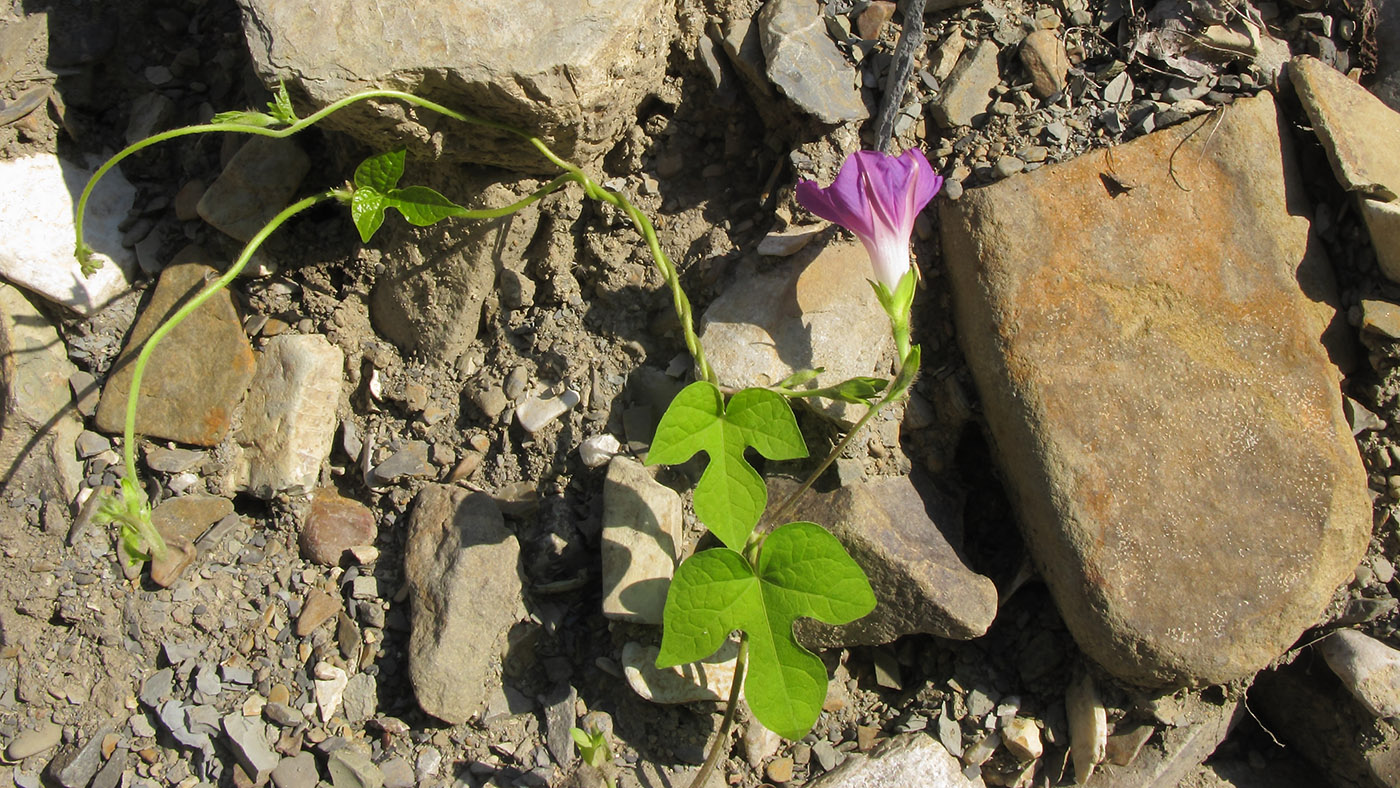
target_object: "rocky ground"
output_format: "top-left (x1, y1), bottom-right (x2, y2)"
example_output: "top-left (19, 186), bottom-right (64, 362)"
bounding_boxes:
top-left (1, 0), bottom-right (1400, 787)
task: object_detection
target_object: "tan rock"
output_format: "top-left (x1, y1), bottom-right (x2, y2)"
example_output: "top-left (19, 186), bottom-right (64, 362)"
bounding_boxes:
top-left (942, 92), bottom-right (1370, 686)
top-left (1020, 30), bottom-right (1069, 99)
top-left (296, 589), bottom-right (341, 637)
top-left (151, 494), bottom-right (234, 544)
top-left (1291, 55), bottom-right (1400, 200)
top-left (600, 457), bottom-right (681, 625)
top-left (95, 255), bottom-right (255, 447)
top-left (1359, 197), bottom-right (1400, 285)
top-left (0, 284), bottom-right (82, 504)
top-left (300, 488), bottom-right (376, 566)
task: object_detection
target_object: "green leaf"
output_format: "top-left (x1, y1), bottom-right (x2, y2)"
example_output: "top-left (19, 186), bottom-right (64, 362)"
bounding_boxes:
top-left (209, 110), bottom-right (279, 127)
top-left (267, 81), bottom-right (298, 126)
top-left (646, 382), bottom-right (806, 549)
top-left (384, 185), bottom-right (467, 226)
top-left (350, 189), bottom-right (389, 243)
top-left (657, 523), bottom-right (876, 739)
top-left (354, 149), bottom-right (406, 193)
top-left (775, 368), bottom-right (824, 389)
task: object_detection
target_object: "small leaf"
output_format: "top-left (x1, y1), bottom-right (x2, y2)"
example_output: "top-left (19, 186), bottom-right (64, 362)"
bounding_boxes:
top-left (385, 185), bottom-right (467, 226)
top-left (268, 81), bottom-right (298, 126)
top-left (569, 728), bottom-right (593, 750)
top-left (354, 150), bottom-right (406, 194)
top-left (210, 110), bottom-right (278, 127)
top-left (647, 383), bottom-right (806, 549)
top-left (821, 376), bottom-right (888, 404)
top-left (776, 368), bottom-right (824, 389)
top-left (657, 523), bottom-right (875, 739)
top-left (350, 189), bottom-right (389, 243)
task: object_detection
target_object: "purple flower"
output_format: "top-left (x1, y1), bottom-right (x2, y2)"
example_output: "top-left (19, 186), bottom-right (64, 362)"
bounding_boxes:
top-left (795, 149), bottom-right (942, 291)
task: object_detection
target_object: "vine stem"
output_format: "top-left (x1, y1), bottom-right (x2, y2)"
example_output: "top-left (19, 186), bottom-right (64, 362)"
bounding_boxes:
top-left (686, 634), bottom-right (749, 788)
top-left (117, 190), bottom-right (341, 557)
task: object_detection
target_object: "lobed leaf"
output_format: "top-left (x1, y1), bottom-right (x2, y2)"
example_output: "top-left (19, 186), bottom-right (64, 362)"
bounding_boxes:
top-left (657, 522), bottom-right (875, 739)
top-left (646, 382), bottom-right (806, 550)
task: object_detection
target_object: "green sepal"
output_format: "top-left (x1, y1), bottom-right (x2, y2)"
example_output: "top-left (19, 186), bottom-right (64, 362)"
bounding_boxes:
top-left (657, 523), bottom-right (876, 739)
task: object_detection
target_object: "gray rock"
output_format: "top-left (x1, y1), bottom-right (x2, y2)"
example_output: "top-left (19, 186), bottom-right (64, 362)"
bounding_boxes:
top-left (0, 285), bottom-right (83, 506)
top-left (1088, 693), bottom-right (1241, 788)
top-left (601, 457), bottom-right (681, 625)
top-left (95, 258), bottom-right (256, 446)
top-left (771, 475), bottom-right (997, 647)
top-left (231, 334), bottom-right (344, 498)
top-left (1253, 658), bottom-right (1400, 787)
top-left (699, 240), bottom-right (893, 424)
top-left (237, 0), bottom-right (676, 173)
top-left (1359, 198), bottom-right (1400, 284)
top-left (931, 41), bottom-right (1000, 128)
top-left (757, 0), bottom-right (868, 124)
top-left (196, 137), bottom-right (310, 241)
top-left (803, 733), bottom-right (984, 787)
top-left (185, 704), bottom-right (221, 736)
top-left (621, 640), bottom-right (737, 704)
top-left (264, 702), bottom-right (305, 728)
top-left (540, 683), bottom-right (578, 768)
top-left (158, 700), bottom-right (211, 753)
top-left (4, 722), bottom-right (61, 761)
top-left (144, 446), bottom-right (206, 473)
top-left (326, 747), bottom-right (384, 788)
top-left (341, 673), bottom-right (377, 722)
top-left (1319, 629), bottom-right (1400, 718)
top-left (271, 751), bottom-right (319, 788)
top-left (942, 92), bottom-right (1369, 686)
top-left (379, 757), bottom-right (414, 788)
top-left (370, 182), bottom-right (540, 364)
top-left (88, 748), bottom-right (124, 788)
top-left (223, 714), bottom-right (281, 784)
top-left (404, 485), bottom-right (526, 724)
top-left (0, 156), bottom-right (135, 314)
top-left (718, 13), bottom-right (777, 102)
top-left (368, 441), bottom-right (431, 486)
top-left (139, 669), bottom-right (174, 707)
top-left (45, 723), bottom-right (114, 788)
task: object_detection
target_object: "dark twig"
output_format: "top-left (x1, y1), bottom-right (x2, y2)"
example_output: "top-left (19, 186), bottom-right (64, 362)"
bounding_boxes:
top-left (872, 0), bottom-right (927, 152)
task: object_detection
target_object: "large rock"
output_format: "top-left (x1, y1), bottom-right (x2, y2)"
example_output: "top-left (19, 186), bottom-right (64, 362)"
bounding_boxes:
top-left (231, 334), bottom-right (343, 498)
top-left (0, 155), bottom-right (135, 315)
top-left (404, 485), bottom-right (526, 725)
top-left (768, 474), bottom-right (997, 648)
top-left (236, 0), bottom-right (677, 173)
top-left (699, 240), bottom-right (893, 424)
top-left (96, 257), bottom-right (256, 446)
top-left (0, 284), bottom-right (82, 505)
top-left (601, 457), bottom-right (681, 625)
top-left (941, 92), bottom-right (1370, 687)
top-left (370, 182), bottom-right (540, 364)
top-left (1290, 55), bottom-right (1400, 283)
top-left (196, 137), bottom-right (310, 242)
top-left (757, 0), bottom-right (867, 124)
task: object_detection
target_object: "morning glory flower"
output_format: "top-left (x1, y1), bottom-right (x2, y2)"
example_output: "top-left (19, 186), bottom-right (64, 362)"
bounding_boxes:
top-left (795, 148), bottom-right (942, 292)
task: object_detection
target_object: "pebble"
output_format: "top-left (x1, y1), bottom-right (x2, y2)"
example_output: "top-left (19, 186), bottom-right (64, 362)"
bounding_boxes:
top-left (296, 589), bottom-right (340, 637)
top-left (1319, 629), bottom-right (1400, 717)
top-left (380, 756), bottom-right (414, 788)
top-left (756, 228), bottom-right (823, 257)
top-left (74, 430), bottom-right (110, 458)
top-left (1002, 716), bottom-right (1043, 760)
top-left (5, 721), bottom-right (61, 760)
top-left (1066, 673), bottom-right (1107, 783)
top-left (271, 751), bottom-right (318, 788)
top-left (46, 725), bottom-right (113, 788)
top-left (314, 662), bottom-right (349, 723)
top-left (264, 703), bottom-right (305, 728)
top-left (937, 711), bottom-right (963, 756)
top-left (1104, 723), bottom-right (1154, 766)
top-left (326, 747), bottom-right (384, 788)
top-left (579, 434), bottom-right (622, 468)
top-left (368, 442), bottom-right (431, 486)
top-left (766, 756), bottom-right (795, 783)
top-left (812, 740), bottom-right (839, 772)
top-left (1375, 555), bottom-right (1396, 585)
top-left (300, 488), bottom-right (377, 566)
top-left (515, 389), bottom-right (581, 433)
top-left (128, 713), bottom-right (156, 738)
top-left (415, 747), bottom-right (442, 781)
top-left (963, 731), bottom-right (999, 766)
top-left (139, 669), bottom-right (174, 707)
top-left (145, 446), bottom-right (206, 473)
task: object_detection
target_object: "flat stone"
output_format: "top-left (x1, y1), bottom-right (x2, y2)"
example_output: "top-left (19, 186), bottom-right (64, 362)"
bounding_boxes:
top-left (1319, 629), bottom-right (1400, 718)
top-left (368, 441), bottom-right (431, 486)
top-left (144, 446), bottom-right (206, 473)
top-left (231, 334), bottom-right (344, 498)
top-left (327, 748), bottom-right (383, 788)
top-left (223, 715), bottom-right (280, 784)
top-left (621, 640), bottom-right (738, 704)
top-left (151, 494), bottom-right (234, 545)
top-left (579, 434), bottom-right (621, 468)
top-left (0, 284), bottom-right (83, 505)
top-left (379, 756), bottom-right (414, 788)
top-left (1002, 717), bottom-right (1042, 761)
top-left (941, 92), bottom-right (1370, 686)
top-left (1091, 695), bottom-right (1240, 787)
top-left (301, 488), bottom-right (376, 566)
top-left (770, 474), bottom-right (997, 648)
top-left (404, 485), bottom-right (525, 724)
top-left (1020, 30), bottom-right (1068, 99)
top-left (1067, 673), bottom-right (1107, 784)
top-left (0, 155), bottom-right (135, 314)
top-left (5, 722), bottom-right (61, 761)
top-left (271, 751), bottom-right (318, 788)
top-left (932, 40), bottom-right (1000, 129)
top-left (95, 258), bottom-right (255, 446)
top-left (296, 589), bottom-right (341, 636)
top-left (758, 0), bottom-right (868, 124)
top-left (238, 0), bottom-right (675, 174)
top-left (370, 182), bottom-right (540, 364)
top-left (601, 456), bottom-right (681, 625)
top-left (757, 227), bottom-right (824, 257)
top-left (515, 389), bottom-right (580, 433)
top-left (719, 13), bottom-right (777, 103)
top-left (44, 723), bottom-right (113, 788)
top-left (699, 240), bottom-right (893, 424)
top-left (341, 673), bottom-right (377, 723)
top-left (313, 662), bottom-right (348, 723)
top-left (1359, 197), bottom-right (1400, 285)
top-left (803, 733), bottom-right (984, 788)
top-left (196, 137), bottom-right (310, 241)
top-left (1291, 55), bottom-right (1400, 200)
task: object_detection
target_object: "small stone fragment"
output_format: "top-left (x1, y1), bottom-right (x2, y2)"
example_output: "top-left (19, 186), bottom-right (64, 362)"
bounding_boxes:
top-left (803, 733), bottom-right (981, 787)
top-left (1319, 629), bottom-right (1400, 717)
top-left (766, 756), bottom-right (795, 783)
top-left (621, 640), bottom-right (737, 704)
top-left (1066, 673), bottom-right (1107, 784)
top-left (579, 434), bottom-right (622, 468)
top-left (1001, 716), bottom-right (1043, 761)
top-left (1105, 723), bottom-right (1154, 766)
top-left (757, 227), bottom-right (823, 257)
top-left (314, 662), bottom-right (349, 723)
top-left (1020, 30), bottom-right (1069, 99)
top-left (149, 539), bottom-right (198, 588)
top-left (758, 0), bottom-right (868, 123)
top-left (327, 748), bottom-right (384, 788)
top-left (601, 457), bottom-right (681, 624)
top-left (856, 1), bottom-right (896, 39)
top-left (932, 40), bottom-right (1001, 128)
top-left (5, 721), bottom-right (61, 761)
top-left (296, 589), bottom-right (340, 637)
top-left (223, 714), bottom-right (281, 785)
top-left (271, 751), bottom-right (319, 788)
top-left (515, 390), bottom-right (580, 433)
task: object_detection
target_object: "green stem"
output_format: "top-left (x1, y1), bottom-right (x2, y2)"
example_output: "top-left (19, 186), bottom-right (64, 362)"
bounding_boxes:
top-left (686, 634), bottom-right (749, 788)
top-left (767, 346), bottom-right (921, 526)
top-left (118, 190), bottom-right (340, 556)
top-left (77, 90), bottom-right (715, 384)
